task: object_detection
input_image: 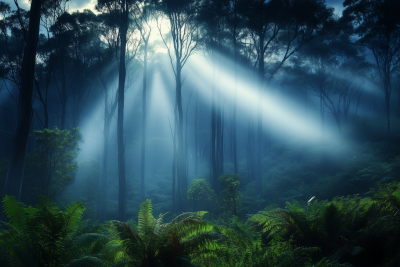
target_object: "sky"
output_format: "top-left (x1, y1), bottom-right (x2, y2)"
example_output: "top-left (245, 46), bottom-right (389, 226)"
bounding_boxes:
top-left (4, 0), bottom-right (346, 16)
top-left (4, 0), bottom-right (97, 13)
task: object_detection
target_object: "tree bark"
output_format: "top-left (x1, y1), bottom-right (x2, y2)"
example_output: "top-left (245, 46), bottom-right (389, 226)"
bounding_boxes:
top-left (1, 0), bottom-right (41, 220)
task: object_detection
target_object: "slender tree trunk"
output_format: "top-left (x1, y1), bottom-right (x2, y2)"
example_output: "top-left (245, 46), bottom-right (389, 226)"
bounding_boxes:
top-left (233, 42), bottom-right (238, 174)
top-left (100, 118), bottom-right (111, 221)
top-left (176, 59), bottom-right (186, 212)
top-left (210, 71), bottom-right (217, 191)
top-left (255, 36), bottom-right (264, 198)
top-left (385, 79), bottom-right (391, 154)
top-left (0, 0), bottom-right (41, 220)
top-left (117, 0), bottom-right (128, 222)
top-left (195, 94), bottom-right (198, 177)
top-left (140, 41), bottom-right (148, 201)
top-left (60, 43), bottom-right (67, 130)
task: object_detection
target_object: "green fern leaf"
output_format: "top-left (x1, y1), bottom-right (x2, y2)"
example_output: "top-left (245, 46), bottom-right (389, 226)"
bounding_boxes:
top-left (138, 199), bottom-right (155, 234)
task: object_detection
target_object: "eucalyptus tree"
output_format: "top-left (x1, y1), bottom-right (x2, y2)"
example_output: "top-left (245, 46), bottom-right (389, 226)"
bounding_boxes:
top-left (68, 10), bottom-right (100, 128)
top-left (96, 0), bottom-right (141, 222)
top-left (96, 0), bottom-right (134, 222)
top-left (157, 0), bottom-right (200, 212)
top-left (293, 32), bottom-right (371, 133)
top-left (343, 0), bottom-right (400, 152)
top-left (225, 0), bottom-right (243, 175)
top-left (0, 0), bottom-right (42, 220)
top-left (241, 0), bottom-right (333, 198)
top-left (198, 0), bottom-right (228, 193)
top-left (49, 1), bottom-right (72, 130)
top-left (117, 0), bottom-right (130, 222)
top-left (95, 3), bottom-right (122, 222)
top-left (0, 3), bottom-right (28, 87)
top-left (131, 0), bottom-right (157, 201)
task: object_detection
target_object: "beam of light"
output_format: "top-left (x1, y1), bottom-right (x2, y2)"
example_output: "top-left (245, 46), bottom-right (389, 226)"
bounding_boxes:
top-left (186, 54), bottom-right (340, 144)
top-left (147, 73), bottom-right (175, 137)
top-left (76, 72), bottom-right (140, 164)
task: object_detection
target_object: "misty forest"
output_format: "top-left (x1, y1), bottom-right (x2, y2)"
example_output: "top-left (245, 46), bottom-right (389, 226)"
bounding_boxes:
top-left (0, 0), bottom-right (400, 266)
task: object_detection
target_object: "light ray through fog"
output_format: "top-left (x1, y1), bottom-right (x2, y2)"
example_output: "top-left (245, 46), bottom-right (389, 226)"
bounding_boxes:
top-left (187, 54), bottom-right (340, 143)
top-left (76, 77), bottom-right (140, 163)
top-left (148, 73), bottom-right (175, 139)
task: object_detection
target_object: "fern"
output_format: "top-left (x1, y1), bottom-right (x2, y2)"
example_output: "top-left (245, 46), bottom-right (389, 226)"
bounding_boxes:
top-left (137, 199), bottom-right (155, 234)
top-left (0, 196), bottom-right (89, 267)
top-left (109, 199), bottom-right (216, 267)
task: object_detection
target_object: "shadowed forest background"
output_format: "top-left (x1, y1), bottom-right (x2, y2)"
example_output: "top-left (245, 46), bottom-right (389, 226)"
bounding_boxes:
top-left (0, 0), bottom-right (400, 266)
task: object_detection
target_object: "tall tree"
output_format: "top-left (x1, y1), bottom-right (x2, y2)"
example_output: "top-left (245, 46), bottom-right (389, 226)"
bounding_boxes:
top-left (226, 0), bottom-right (243, 175)
top-left (158, 0), bottom-right (199, 212)
top-left (198, 0), bottom-right (227, 193)
top-left (117, 0), bottom-right (129, 222)
top-left (49, 1), bottom-right (71, 130)
top-left (343, 0), bottom-right (400, 152)
top-left (0, 0), bottom-right (42, 220)
top-left (242, 0), bottom-right (333, 198)
top-left (131, 0), bottom-right (157, 201)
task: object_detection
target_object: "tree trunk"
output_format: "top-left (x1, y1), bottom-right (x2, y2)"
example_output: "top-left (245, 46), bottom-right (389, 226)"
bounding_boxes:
top-left (60, 43), bottom-right (67, 130)
top-left (210, 79), bottom-right (217, 190)
top-left (140, 41), bottom-right (148, 201)
top-left (118, 0), bottom-right (128, 222)
top-left (232, 46), bottom-right (238, 174)
top-left (385, 79), bottom-right (391, 154)
top-left (175, 59), bottom-right (186, 212)
top-left (232, 5), bottom-right (238, 175)
top-left (195, 94), bottom-right (198, 177)
top-left (0, 0), bottom-right (41, 219)
top-left (255, 35), bottom-right (264, 198)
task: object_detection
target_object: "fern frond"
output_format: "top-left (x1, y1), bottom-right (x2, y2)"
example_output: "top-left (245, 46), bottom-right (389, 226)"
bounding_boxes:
top-left (2, 195), bottom-right (33, 231)
top-left (63, 202), bottom-right (86, 236)
top-left (110, 220), bottom-right (147, 264)
top-left (138, 199), bottom-right (155, 234)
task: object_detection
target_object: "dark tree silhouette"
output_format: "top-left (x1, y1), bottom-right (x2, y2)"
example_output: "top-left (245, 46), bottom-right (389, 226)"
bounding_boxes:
top-left (117, 0), bottom-right (129, 222)
top-left (343, 0), bottom-right (400, 153)
top-left (0, 0), bottom-right (42, 220)
top-left (242, 0), bottom-right (333, 198)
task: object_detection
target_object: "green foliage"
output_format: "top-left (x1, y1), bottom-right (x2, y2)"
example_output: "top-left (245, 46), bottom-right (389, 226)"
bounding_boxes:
top-left (247, 182), bottom-right (400, 266)
top-left (187, 179), bottom-right (216, 212)
top-left (218, 174), bottom-right (242, 217)
top-left (200, 216), bottom-right (264, 266)
top-left (25, 127), bottom-right (81, 198)
top-left (0, 195), bottom-right (87, 267)
top-left (108, 199), bottom-right (216, 267)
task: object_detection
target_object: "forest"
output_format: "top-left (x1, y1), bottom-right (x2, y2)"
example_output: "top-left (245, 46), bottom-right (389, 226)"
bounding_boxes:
top-left (0, 0), bottom-right (400, 266)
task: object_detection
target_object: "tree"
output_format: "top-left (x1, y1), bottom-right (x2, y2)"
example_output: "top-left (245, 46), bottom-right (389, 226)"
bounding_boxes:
top-left (218, 173), bottom-right (242, 217)
top-left (343, 0), bottom-right (400, 153)
top-left (117, 0), bottom-right (129, 222)
top-left (131, 0), bottom-right (157, 202)
top-left (241, 0), bottom-right (333, 198)
top-left (49, 2), bottom-right (72, 130)
top-left (226, 0), bottom-right (243, 175)
top-left (198, 0), bottom-right (227, 194)
top-left (68, 10), bottom-right (100, 128)
top-left (157, 0), bottom-right (200, 212)
top-left (186, 178), bottom-right (216, 211)
top-left (290, 30), bottom-right (371, 133)
top-left (0, 0), bottom-right (42, 220)
top-left (96, 0), bottom-right (141, 222)
top-left (24, 127), bottom-right (80, 199)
